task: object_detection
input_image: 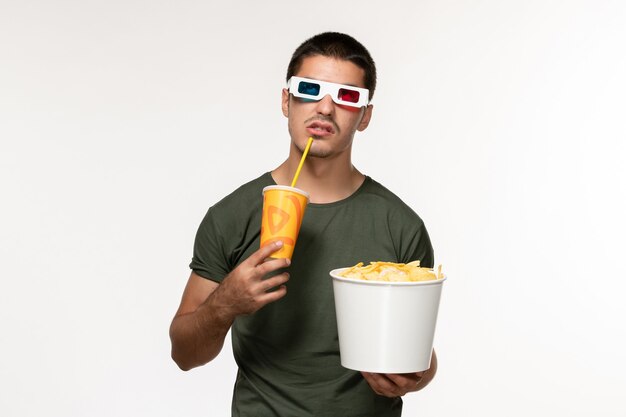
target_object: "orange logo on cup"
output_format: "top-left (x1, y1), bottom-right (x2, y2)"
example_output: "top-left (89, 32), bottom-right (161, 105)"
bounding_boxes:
top-left (260, 186), bottom-right (308, 259)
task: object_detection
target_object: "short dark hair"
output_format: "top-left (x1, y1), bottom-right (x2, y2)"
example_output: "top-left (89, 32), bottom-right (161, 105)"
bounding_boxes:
top-left (286, 32), bottom-right (377, 100)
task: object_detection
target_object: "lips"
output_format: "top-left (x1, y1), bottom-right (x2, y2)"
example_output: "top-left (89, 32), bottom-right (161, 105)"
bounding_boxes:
top-left (306, 120), bottom-right (335, 136)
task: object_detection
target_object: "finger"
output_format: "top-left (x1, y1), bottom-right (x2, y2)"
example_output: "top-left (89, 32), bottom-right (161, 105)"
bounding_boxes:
top-left (386, 372), bottom-right (422, 384)
top-left (248, 241), bottom-right (288, 267)
top-left (254, 284), bottom-right (288, 306)
top-left (255, 256), bottom-right (291, 276)
top-left (385, 373), bottom-right (423, 392)
top-left (362, 372), bottom-right (400, 397)
top-left (257, 272), bottom-right (290, 292)
top-left (361, 372), bottom-right (380, 394)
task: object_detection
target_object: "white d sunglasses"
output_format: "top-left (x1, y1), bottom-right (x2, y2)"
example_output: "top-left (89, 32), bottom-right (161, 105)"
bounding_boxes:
top-left (287, 76), bottom-right (370, 108)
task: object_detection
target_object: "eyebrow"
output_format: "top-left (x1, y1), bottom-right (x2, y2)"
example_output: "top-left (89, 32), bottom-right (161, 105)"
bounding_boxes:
top-left (296, 76), bottom-right (364, 89)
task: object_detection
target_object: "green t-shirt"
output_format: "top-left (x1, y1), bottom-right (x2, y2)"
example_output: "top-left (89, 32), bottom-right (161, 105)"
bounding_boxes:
top-left (190, 172), bottom-right (434, 417)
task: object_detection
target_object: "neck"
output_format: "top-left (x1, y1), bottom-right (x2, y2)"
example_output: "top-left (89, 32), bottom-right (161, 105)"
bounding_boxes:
top-left (272, 148), bottom-right (365, 204)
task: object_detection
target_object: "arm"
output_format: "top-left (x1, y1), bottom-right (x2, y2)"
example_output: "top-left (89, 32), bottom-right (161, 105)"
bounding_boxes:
top-left (169, 241), bottom-right (290, 371)
top-left (361, 349), bottom-right (438, 397)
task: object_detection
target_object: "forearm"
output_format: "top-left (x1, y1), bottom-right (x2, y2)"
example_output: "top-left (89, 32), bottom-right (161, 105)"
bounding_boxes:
top-left (170, 243), bottom-right (290, 371)
top-left (169, 295), bottom-right (234, 371)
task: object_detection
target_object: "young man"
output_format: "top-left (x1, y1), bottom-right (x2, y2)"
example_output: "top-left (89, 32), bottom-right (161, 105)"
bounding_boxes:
top-left (170, 32), bottom-right (437, 416)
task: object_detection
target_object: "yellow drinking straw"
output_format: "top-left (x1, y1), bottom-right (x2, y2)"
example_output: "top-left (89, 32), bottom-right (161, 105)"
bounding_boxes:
top-left (290, 137), bottom-right (314, 187)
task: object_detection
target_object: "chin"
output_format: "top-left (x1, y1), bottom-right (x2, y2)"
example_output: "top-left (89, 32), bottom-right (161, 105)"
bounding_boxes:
top-left (308, 149), bottom-right (331, 158)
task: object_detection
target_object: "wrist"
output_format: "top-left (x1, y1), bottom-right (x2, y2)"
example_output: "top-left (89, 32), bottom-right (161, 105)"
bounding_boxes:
top-left (201, 285), bottom-right (236, 328)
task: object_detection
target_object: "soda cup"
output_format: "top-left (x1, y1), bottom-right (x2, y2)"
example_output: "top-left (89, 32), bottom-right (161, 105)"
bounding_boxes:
top-left (260, 185), bottom-right (309, 259)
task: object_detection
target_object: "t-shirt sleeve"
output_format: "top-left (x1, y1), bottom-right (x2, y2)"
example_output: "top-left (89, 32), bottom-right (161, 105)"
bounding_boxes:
top-left (189, 207), bottom-right (231, 283)
top-left (402, 219), bottom-right (434, 268)
top-left (391, 205), bottom-right (435, 268)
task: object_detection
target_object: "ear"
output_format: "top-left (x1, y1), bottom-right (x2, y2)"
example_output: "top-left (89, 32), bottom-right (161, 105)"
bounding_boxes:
top-left (357, 104), bottom-right (373, 131)
top-left (281, 88), bottom-right (290, 117)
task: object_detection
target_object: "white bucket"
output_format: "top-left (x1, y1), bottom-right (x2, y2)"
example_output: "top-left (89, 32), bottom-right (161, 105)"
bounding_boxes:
top-left (330, 268), bottom-right (446, 373)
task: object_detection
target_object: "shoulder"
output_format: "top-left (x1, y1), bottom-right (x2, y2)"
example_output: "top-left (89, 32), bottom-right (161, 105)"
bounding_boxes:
top-left (352, 177), bottom-right (433, 265)
top-left (360, 177), bottom-right (405, 203)
top-left (198, 172), bottom-right (272, 232)
top-left (359, 177), bottom-right (425, 224)
top-left (210, 172), bottom-right (273, 213)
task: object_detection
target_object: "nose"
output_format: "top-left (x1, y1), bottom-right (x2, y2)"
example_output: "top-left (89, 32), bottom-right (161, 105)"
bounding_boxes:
top-left (314, 94), bottom-right (335, 116)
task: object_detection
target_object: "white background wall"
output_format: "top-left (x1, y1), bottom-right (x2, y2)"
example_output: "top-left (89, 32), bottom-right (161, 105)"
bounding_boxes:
top-left (1, 1), bottom-right (625, 416)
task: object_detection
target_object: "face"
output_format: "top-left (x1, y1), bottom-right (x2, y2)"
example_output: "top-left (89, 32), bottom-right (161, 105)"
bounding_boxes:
top-left (282, 55), bottom-right (373, 158)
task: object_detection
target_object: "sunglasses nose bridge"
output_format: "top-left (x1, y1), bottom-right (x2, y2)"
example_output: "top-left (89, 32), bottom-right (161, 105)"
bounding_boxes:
top-left (314, 93), bottom-right (335, 114)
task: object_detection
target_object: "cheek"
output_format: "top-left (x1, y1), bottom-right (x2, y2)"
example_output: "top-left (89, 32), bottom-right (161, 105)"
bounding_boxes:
top-left (336, 109), bottom-right (365, 131)
top-left (336, 104), bottom-right (362, 113)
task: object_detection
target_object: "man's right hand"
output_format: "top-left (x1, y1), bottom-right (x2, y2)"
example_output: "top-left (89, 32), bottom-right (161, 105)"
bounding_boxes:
top-left (208, 240), bottom-right (291, 320)
top-left (170, 240), bottom-right (290, 370)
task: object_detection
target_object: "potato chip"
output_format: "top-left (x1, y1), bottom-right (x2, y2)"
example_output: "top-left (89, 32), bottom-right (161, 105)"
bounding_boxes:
top-left (339, 261), bottom-right (443, 282)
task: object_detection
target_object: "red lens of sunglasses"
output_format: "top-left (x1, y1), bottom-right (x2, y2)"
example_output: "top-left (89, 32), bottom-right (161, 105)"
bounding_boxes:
top-left (338, 88), bottom-right (360, 103)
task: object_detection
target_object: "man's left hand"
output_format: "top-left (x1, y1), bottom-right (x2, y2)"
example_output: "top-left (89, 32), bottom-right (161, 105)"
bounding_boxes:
top-left (361, 350), bottom-right (437, 397)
